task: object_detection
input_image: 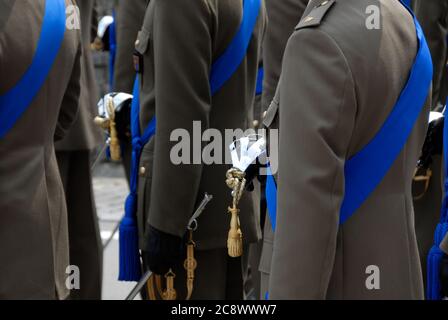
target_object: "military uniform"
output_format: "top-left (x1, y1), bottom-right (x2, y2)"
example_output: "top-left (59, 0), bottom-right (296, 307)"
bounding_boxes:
top-left (258, 0), bottom-right (309, 300)
top-left (114, 0), bottom-right (149, 182)
top-left (265, 0), bottom-right (428, 299)
top-left (413, 0), bottom-right (448, 109)
top-left (243, 66), bottom-right (264, 299)
top-left (0, 0), bottom-right (81, 299)
top-left (55, 0), bottom-right (103, 300)
top-left (411, 0), bottom-right (448, 292)
top-left (136, 0), bottom-right (266, 299)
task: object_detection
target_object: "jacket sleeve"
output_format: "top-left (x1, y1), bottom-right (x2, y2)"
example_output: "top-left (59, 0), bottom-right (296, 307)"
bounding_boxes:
top-left (145, 0), bottom-right (212, 238)
top-left (55, 44), bottom-right (81, 141)
top-left (268, 29), bottom-right (357, 299)
top-left (262, 0), bottom-right (308, 111)
top-left (414, 0), bottom-right (448, 108)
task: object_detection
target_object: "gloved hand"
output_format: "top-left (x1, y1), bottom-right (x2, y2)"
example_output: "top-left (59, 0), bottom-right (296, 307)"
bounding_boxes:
top-left (441, 254), bottom-right (448, 298)
top-left (244, 159), bottom-right (267, 192)
top-left (142, 225), bottom-right (184, 275)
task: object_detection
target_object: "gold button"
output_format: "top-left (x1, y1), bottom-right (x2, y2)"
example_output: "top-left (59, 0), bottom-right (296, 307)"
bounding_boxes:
top-left (135, 39), bottom-right (140, 46)
top-left (139, 166), bottom-right (146, 175)
top-left (304, 16), bottom-right (314, 23)
top-left (253, 120), bottom-right (259, 128)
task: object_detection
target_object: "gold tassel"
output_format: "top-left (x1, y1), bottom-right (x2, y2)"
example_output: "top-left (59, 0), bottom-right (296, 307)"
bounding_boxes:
top-left (227, 206), bottom-right (243, 257)
top-left (225, 168), bottom-right (246, 258)
top-left (105, 98), bottom-right (121, 161)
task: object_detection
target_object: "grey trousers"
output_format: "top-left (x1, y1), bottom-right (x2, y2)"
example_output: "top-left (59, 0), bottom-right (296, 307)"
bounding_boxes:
top-left (56, 150), bottom-right (103, 300)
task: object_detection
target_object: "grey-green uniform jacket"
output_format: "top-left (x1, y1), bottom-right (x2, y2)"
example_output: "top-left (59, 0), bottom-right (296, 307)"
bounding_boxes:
top-left (55, 0), bottom-right (102, 151)
top-left (114, 0), bottom-right (148, 94)
top-left (265, 0), bottom-right (428, 299)
top-left (0, 0), bottom-right (81, 299)
top-left (259, 0), bottom-right (309, 291)
top-left (135, 0), bottom-right (266, 250)
top-left (413, 0), bottom-right (448, 109)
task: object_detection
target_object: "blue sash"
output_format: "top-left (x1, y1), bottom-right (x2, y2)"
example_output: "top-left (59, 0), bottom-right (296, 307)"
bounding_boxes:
top-left (119, 0), bottom-right (262, 281)
top-left (256, 67), bottom-right (264, 95)
top-left (426, 110), bottom-right (448, 300)
top-left (210, 0), bottom-right (261, 95)
top-left (402, 0), bottom-right (412, 8)
top-left (0, 0), bottom-right (66, 139)
top-left (265, 4), bottom-right (432, 231)
top-left (109, 10), bottom-right (117, 90)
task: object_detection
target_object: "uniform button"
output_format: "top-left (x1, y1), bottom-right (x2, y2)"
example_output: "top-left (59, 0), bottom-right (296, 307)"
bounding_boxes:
top-left (139, 166), bottom-right (146, 175)
top-left (262, 111), bottom-right (267, 119)
top-left (303, 16), bottom-right (314, 23)
top-left (135, 39), bottom-right (140, 46)
top-left (321, 0), bottom-right (329, 5)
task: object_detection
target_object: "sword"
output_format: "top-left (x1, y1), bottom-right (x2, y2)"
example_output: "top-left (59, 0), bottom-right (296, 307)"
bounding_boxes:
top-left (187, 193), bottom-right (213, 230)
top-left (102, 218), bottom-right (121, 250)
top-left (125, 270), bottom-right (153, 300)
top-left (90, 143), bottom-right (108, 171)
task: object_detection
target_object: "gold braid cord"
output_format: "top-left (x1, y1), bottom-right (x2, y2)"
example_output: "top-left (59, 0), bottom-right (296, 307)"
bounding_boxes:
top-left (184, 230), bottom-right (197, 300)
top-left (146, 230), bottom-right (197, 300)
top-left (225, 168), bottom-right (246, 258)
top-left (94, 98), bottom-right (121, 162)
top-left (106, 98), bottom-right (121, 161)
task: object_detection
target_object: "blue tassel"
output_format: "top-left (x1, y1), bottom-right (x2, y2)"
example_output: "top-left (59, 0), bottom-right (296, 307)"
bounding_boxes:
top-left (118, 195), bottom-right (142, 281)
top-left (427, 222), bottom-right (448, 300)
top-left (427, 245), bottom-right (443, 300)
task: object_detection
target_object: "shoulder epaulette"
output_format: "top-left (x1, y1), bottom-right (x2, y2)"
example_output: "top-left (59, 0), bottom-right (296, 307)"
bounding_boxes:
top-left (295, 0), bottom-right (336, 30)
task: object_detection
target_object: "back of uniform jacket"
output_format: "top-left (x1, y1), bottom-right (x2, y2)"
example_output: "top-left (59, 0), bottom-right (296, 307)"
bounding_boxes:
top-left (135, 0), bottom-right (266, 250)
top-left (267, 0), bottom-right (429, 299)
top-left (0, 0), bottom-right (81, 299)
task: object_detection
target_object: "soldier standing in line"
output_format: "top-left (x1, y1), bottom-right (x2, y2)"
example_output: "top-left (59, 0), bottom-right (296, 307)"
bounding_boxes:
top-left (411, 0), bottom-right (448, 292)
top-left (242, 61), bottom-right (264, 299)
top-left (113, 0), bottom-right (149, 183)
top-left (0, 0), bottom-right (81, 299)
top-left (55, 0), bottom-right (104, 300)
top-left (265, 0), bottom-right (431, 299)
top-left (133, 0), bottom-right (266, 299)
